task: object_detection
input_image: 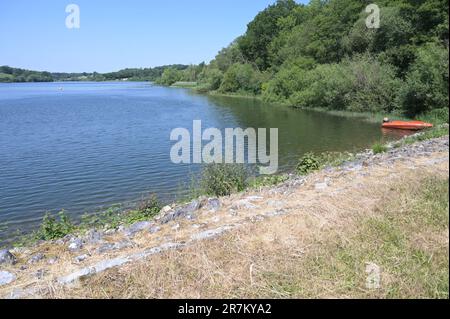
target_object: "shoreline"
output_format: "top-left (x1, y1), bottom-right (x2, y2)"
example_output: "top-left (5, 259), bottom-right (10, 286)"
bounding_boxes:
top-left (0, 132), bottom-right (448, 298)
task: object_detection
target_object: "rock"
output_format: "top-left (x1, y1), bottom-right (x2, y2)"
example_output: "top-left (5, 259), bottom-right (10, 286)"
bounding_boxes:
top-left (246, 196), bottom-right (264, 201)
top-left (28, 253), bottom-right (45, 264)
top-left (161, 205), bottom-right (172, 213)
top-left (104, 229), bottom-right (116, 235)
top-left (35, 269), bottom-right (47, 279)
top-left (68, 238), bottom-right (83, 251)
top-left (160, 200), bottom-right (200, 224)
top-left (75, 255), bottom-right (89, 263)
top-left (267, 200), bottom-right (284, 209)
top-left (204, 198), bottom-right (221, 211)
top-left (113, 240), bottom-right (133, 250)
top-left (96, 243), bottom-right (115, 254)
top-left (186, 200), bottom-right (200, 212)
top-left (231, 200), bottom-right (258, 210)
top-left (191, 226), bottom-right (233, 241)
top-left (83, 229), bottom-right (104, 245)
top-left (97, 241), bottom-right (133, 254)
top-left (149, 226), bottom-right (161, 234)
top-left (0, 249), bottom-right (17, 265)
top-left (123, 221), bottom-right (153, 237)
top-left (58, 257), bottom-right (130, 285)
top-left (171, 223), bottom-right (180, 231)
top-left (47, 257), bottom-right (58, 265)
top-left (315, 182), bottom-right (328, 191)
top-left (0, 271), bottom-right (16, 286)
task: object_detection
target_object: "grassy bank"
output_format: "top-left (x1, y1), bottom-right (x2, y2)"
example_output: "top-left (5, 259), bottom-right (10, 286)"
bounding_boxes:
top-left (50, 167), bottom-right (449, 299)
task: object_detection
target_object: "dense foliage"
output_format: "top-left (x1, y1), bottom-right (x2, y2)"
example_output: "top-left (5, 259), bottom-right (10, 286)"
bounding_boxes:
top-left (185, 0), bottom-right (449, 119)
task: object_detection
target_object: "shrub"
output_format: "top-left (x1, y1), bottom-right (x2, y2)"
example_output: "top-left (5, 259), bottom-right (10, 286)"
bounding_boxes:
top-left (296, 152), bottom-right (321, 175)
top-left (219, 63), bottom-right (263, 94)
top-left (288, 54), bottom-right (402, 113)
top-left (372, 142), bottom-right (388, 154)
top-left (199, 164), bottom-right (249, 197)
top-left (197, 67), bottom-right (224, 92)
top-left (37, 210), bottom-right (75, 240)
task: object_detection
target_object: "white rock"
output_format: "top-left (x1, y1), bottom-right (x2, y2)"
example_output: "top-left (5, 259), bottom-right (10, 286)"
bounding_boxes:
top-left (0, 271), bottom-right (16, 286)
top-left (315, 182), bottom-right (328, 191)
top-left (191, 226), bottom-right (233, 241)
top-left (161, 205), bottom-right (172, 213)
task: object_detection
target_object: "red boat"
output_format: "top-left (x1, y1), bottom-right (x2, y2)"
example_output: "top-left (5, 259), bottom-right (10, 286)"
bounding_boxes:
top-left (382, 120), bottom-right (433, 131)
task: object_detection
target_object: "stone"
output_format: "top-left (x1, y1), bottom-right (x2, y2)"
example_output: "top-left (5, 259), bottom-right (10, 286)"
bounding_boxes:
top-left (246, 196), bottom-right (264, 201)
top-left (315, 182), bottom-right (328, 191)
top-left (204, 198), bottom-right (221, 211)
top-left (267, 200), bottom-right (284, 209)
top-left (97, 241), bottom-right (133, 254)
top-left (113, 240), bottom-right (133, 250)
top-left (68, 238), bottom-right (83, 251)
top-left (47, 257), bottom-right (58, 265)
top-left (58, 257), bottom-right (130, 285)
top-left (231, 200), bottom-right (258, 210)
top-left (149, 226), bottom-right (161, 234)
top-left (28, 253), bottom-right (45, 264)
top-left (96, 243), bottom-right (115, 254)
top-left (83, 229), bottom-right (104, 245)
top-left (161, 205), bottom-right (172, 213)
top-left (35, 269), bottom-right (47, 280)
top-left (0, 271), bottom-right (16, 286)
top-left (0, 249), bottom-right (17, 265)
top-left (104, 229), bottom-right (116, 235)
top-left (123, 221), bottom-right (153, 237)
top-left (172, 223), bottom-right (180, 231)
top-left (160, 200), bottom-right (200, 224)
top-left (191, 226), bottom-right (233, 241)
top-left (75, 255), bottom-right (89, 263)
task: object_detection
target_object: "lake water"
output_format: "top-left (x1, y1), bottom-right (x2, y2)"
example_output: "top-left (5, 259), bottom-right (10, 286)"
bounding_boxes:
top-left (0, 82), bottom-right (398, 239)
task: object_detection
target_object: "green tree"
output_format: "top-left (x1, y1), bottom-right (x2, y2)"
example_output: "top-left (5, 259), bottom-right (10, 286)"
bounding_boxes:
top-left (398, 42), bottom-right (449, 116)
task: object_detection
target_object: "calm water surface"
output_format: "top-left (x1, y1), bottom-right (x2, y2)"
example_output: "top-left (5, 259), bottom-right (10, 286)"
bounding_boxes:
top-left (0, 82), bottom-right (399, 238)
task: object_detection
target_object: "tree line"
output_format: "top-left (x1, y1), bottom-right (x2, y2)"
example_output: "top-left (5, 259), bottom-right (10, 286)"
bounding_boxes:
top-left (158, 0), bottom-right (448, 119)
top-left (0, 65), bottom-right (189, 83)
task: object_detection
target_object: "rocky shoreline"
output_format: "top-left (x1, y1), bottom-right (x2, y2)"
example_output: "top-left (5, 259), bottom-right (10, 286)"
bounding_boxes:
top-left (0, 133), bottom-right (448, 298)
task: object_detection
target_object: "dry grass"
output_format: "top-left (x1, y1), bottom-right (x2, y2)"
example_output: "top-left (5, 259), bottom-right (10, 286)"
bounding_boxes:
top-left (47, 170), bottom-right (449, 299)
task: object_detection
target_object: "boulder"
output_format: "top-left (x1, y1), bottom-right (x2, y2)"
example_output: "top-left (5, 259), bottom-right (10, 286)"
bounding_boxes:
top-left (0, 271), bottom-right (16, 286)
top-left (123, 221), bottom-right (153, 237)
top-left (28, 253), bottom-right (45, 264)
top-left (68, 238), bottom-right (83, 251)
top-left (83, 229), bottom-right (104, 245)
top-left (0, 249), bottom-right (17, 265)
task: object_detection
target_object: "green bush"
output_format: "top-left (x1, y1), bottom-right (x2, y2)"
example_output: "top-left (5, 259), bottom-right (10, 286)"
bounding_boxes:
top-left (296, 152), bottom-right (321, 175)
top-left (288, 54), bottom-right (402, 113)
top-left (37, 211), bottom-right (75, 240)
top-left (199, 164), bottom-right (249, 197)
top-left (197, 67), bottom-right (224, 92)
top-left (156, 67), bottom-right (183, 86)
top-left (398, 42), bottom-right (449, 117)
top-left (372, 142), bottom-right (388, 154)
top-left (249, 174), bottom-right (289, 188)
top-left (219, 63), bottom-right (264, 94)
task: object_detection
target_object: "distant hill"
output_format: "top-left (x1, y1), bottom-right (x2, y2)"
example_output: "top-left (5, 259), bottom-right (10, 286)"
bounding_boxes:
top-left (0, 65), bottom-right (189, 83)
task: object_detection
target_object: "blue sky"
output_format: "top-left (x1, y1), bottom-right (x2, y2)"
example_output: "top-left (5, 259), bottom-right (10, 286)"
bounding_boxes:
top-left (0, 0), bottom-right (308, 73)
